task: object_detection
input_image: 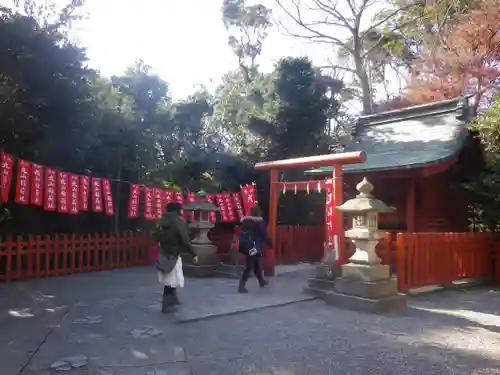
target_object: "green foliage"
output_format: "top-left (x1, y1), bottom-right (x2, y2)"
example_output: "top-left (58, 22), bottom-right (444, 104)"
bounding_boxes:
top-left (465, 97), bottom-right (500, 230)
top-left (469, 97), bottom-right (500, 154)
top-left (221, 0), bottom-right (272, 82)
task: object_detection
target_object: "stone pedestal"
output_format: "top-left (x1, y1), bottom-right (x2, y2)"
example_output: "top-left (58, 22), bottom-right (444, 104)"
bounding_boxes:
top-left (323, 262), bottom-right (407, 313)
top-left (215, 247), bottom-right (245, 279)
top-left (304, 250), bottom-right (340, 297)
top-left (182, 242), bottom-right (219, 278)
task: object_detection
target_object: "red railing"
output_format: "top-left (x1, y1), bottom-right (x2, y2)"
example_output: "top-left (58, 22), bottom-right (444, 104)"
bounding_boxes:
top-left (0, 232), bottom-right (153, 282)
top-left (276, 226), bottom-right (324, 263)
top-left (394, 232), bottom-right (495, 291)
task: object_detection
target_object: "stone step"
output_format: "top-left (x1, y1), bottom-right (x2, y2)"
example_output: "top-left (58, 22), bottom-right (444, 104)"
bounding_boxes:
top-left (214, 270), bottom-right (241, 279)
top-left (307, 278), bottom-right (336, 291)
top-left (335, 277), bottom-right (398, 299)
top-left (323, 290), bottom-right (407, 314)
top-left (303, 286), bottom-right (328, 298)
top-left (214, 263), bottom-right (243, 279)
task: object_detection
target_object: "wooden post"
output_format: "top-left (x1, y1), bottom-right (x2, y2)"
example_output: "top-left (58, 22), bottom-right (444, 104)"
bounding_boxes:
top-left (406, 179), bottom-right (416, 232)
top-left (333, 165), bottom-right (346, 264)
top-left (264, 169), bottom-right (279, 276)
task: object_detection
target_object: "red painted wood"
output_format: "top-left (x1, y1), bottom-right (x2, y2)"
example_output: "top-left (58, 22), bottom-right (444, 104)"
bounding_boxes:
top-left (395, 232), bottom-right (494, 291)
top-left (255, 151), bottom-right (366, 170)
top-left (275, 226), bottom-right (324, 263)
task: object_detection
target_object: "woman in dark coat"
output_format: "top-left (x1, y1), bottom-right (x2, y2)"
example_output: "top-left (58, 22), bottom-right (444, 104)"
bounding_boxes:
top-left (238, 205), bottom-right (273, 293)
top-left (156, 202), bottom-right (198, 313)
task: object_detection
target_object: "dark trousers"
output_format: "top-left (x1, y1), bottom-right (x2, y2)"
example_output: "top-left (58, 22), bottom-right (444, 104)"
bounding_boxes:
top-left (240, 255), bottom-right (265, 285)
top-left (162, 286), bottom-right (179, 312)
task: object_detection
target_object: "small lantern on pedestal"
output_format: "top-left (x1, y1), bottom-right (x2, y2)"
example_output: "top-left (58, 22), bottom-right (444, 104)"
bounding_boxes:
top-left (183, 190), bottom-right (220, 277)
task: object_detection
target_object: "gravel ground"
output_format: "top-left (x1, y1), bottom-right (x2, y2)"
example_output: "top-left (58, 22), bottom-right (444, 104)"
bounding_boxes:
top-left (1, 267), bottom-right (499, 375)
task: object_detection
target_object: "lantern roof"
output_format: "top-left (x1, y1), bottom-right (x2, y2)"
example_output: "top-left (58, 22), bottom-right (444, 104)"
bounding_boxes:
top-left (335, 178), bottom-right (395, 214)
top-left (184, 190), bottom-right (220, 212)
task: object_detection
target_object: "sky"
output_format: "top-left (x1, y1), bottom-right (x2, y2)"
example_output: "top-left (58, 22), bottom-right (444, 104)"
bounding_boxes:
top-left (2, 0), bottom-right (391, 101)
top-left (73, 0), bottom-right (336, 99)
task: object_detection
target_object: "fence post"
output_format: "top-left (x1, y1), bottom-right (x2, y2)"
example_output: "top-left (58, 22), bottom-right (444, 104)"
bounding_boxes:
top-left (93, 233), bottom-right (99, 271)
top-left (62, 234), bottom-right (69, 275)
top-left (26, 235), bottom-right (35, 279)
top-left (5, 236), bottom-right (13, 281)
top-left (35, 235), bottom-right (42, 279)
top-left (395, 233), bottom-right (406, 291)
top-left (70, 234), bottom-right (77, 274)
top-left (16, 236), bottom-right (23, 280)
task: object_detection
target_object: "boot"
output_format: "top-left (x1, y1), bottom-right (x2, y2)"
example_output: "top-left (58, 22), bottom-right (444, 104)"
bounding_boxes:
top-left (259, 279), bottom-right (269, 288)
top-left (162, 287), bottom-right (176, 313)
top-left (172, 288), bottom-right (180, 306)
top-left (238, 280), bottom-right (248, 294)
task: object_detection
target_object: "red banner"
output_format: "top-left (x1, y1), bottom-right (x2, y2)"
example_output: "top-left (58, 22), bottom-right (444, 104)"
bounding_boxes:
top-left (325, 179), bottom-right (335, 251)
top-left (91, 177), bottom-right (103, 212)
top-left (44, 168), bottom-right (57, 211)
top-left (224, 194), bottom-right (236, 222)
top-left (31, 164), bottom-right (44, 206)
top-left (128, 184), bottom-right (140, 218)
top-left (240, 185), bottom-right (257, 216)
top-left (0, 152), bottom-right (14, 203)
top-left (186, 192), bottom-right (197, 222)
top-left (154, 188), bottom-right (163, 219)
top-left (69, 174), bottom-right (79, 215)
top-left (162, 190), bottom-right (174, 206)
top-left (79, 175), bottom-right (90, 211)
top-left (232, 192), bottom-right (244, 220)
top-left (102, 179), bottom-right (114, 216)
top-left (205, 193), bottom-right (217, 223)
top-left (144, 187), bottom-right (154, 220)
top-left (58, 171), bottom-right (69, 213)
top-left (245, 184), bottom-right (257, 213)
top-left (216, 194), bottom-right (229, 222)
top-left (174, 191), bottom-right (185, 218)
top-left (14, 159), bottom-right (31, 205)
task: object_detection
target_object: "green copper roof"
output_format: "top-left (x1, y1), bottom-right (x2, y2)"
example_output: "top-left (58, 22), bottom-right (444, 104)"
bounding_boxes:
top-left (307, 97), bottom-right (473, 175)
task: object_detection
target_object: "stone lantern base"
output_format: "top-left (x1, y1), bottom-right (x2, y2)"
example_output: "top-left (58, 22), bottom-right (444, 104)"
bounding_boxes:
top-left (182, 243), bottom-right (219, 278)
top-left (323, 263), bottom-right (407, 313)
top-left (304, 250), bottom-right (340, 297)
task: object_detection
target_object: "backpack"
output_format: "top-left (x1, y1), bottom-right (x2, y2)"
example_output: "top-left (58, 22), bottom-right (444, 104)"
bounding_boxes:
top-left (238, 231), bottom-right (258, 256)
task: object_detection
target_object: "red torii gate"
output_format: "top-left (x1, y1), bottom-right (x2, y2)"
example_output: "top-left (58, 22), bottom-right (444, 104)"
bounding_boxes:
top-left (254, 151), bottom-right (366, 276)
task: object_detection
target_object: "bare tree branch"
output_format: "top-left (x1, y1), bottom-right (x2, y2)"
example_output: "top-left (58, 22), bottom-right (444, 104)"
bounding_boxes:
top-left (275, 0), bottom-right (353, 51)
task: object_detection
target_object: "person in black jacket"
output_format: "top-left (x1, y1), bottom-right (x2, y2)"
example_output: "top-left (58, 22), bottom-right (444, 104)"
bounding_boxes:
top-left (238, 205), bottom-right (273, 293)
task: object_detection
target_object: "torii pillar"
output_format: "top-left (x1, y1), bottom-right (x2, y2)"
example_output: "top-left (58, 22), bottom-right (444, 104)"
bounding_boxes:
top-left (254, 151), bottom-right (366, 276)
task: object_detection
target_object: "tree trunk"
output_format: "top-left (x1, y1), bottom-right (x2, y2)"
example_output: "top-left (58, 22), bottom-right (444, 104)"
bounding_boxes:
top-left (354, 54), bottom-right (373, 114)
top-left (114, 162), bottom-right (122, 236)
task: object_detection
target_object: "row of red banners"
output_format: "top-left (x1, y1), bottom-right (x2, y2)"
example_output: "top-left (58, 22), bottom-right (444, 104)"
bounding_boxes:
top-left (0, 152), bottom-right (257, 222)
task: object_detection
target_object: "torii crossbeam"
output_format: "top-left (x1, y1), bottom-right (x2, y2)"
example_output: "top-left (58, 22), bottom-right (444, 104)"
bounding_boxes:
top-left (254, 151), bottom-right (366, 276)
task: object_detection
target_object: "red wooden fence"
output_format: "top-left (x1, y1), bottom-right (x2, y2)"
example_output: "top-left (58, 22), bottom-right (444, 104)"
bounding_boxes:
top-left (393, 232), bottom-right (495, 291)
top-left (495, 243), bottom-right (500, 283)
top-left (276, 226), bottom-right (324, 263)
top-left (2, 228), bottom-right (498, 289)
top-left (0, 233), bottom-right (153, 282)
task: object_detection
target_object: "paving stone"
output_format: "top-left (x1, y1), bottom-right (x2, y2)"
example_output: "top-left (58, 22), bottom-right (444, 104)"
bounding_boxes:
top-left (3, 266), bottom-right (500, 375)
top-left (73, 315), bottom-right (104, 324)
top-left (130, 327), bottom-right (164, 339)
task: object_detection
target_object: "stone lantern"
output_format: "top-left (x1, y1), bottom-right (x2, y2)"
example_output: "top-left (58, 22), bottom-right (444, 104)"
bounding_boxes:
top-left (326, 177), bottom-right (407, 313)
top-left (183, 190), bottom-right (220, 277)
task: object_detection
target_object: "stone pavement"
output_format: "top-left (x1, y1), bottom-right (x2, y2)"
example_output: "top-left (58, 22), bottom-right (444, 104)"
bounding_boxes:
top-left (1, 266), bottom-right (500, 375)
